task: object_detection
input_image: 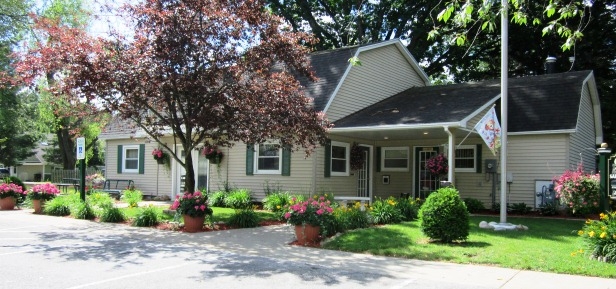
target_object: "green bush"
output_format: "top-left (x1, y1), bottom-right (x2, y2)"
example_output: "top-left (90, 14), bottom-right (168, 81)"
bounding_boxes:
top-left (121, 189), bottom-right (143, 208)
top-left (132, 205), bottom-right (160, 227)
top-left (224, 189), bottom-right (252, 209)
top-left (44, 196), bottom-right (71, 216)
top-left (369, 197), bottom-right (403, 225)
top-left (395, 197), bottom-right (421, 221)
top-left (263, 191), bottom-right (291, 212)
top-left (87, 192), bottom-right (115, 210)
top-left (100, 206), bottom-right (126, 223)
top-left (539, 202), bottom-right (559, 216)
top-left (508, 202), bottom-right (532, 214)
top-left (208, 191), bottom-right (227, 207)
top-left (419, 187), bottom-right (469, 243)
top-left (463, 198), bottom-right (485, 213)
top-left (227, 209), bottom-right (260, 228)
top-left (5, 176), bottom-right (27, 204)
top-left (72, 201), bottom-right (96, 220)
top-left (578, 212), bottom-right (616, 263)
top-left (334, 203), bottom-right (371, 232)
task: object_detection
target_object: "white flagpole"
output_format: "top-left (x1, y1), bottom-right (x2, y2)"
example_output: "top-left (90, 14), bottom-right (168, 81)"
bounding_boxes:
top-left (500, 0), bottom-right (508, 224)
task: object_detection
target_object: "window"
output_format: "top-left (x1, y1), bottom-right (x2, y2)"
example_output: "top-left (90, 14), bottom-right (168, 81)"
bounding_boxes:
top-left (331, 141), bottom-right (349, 176)
top-left (123, 145), bottom-right (140, 173)
top-left (255, 143), bottom-right (281, 174)
top-left (455, 145), bottom-right (476, 172)
top-left (381, 147), bottom-right (409, 171)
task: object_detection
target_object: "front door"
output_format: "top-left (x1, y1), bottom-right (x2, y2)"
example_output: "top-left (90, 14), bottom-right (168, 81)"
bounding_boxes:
top-left (357, 146), bottom-right (370, 198)
top-left (414, 147), bottom-right (440, 199)
top-left (174, 147), bottom-right (208, 198)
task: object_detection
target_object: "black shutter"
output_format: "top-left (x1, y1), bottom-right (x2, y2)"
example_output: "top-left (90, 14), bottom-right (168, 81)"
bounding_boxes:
top-left (476, 144), bottom-right (483, 173)
top-left (246, 144), bottom-right (254, 176)
top-left (376, 147), bottom-right (381, 172)
top-left (117, 145), bottom-right (123, 174)
top-left (138, 144), bottom-right (145, 174)
top-left (324, 140), bottom-right (331, 178)
top-left (282, 145), bottom-right (291, 176)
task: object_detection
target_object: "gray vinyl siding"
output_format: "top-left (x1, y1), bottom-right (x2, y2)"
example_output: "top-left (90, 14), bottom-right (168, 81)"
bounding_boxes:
top-left (207, 143), bottom-right (314, 200)
top-left (104, 139), bottom-right (173, 197)
top-left (569, 84), bottom-right (597, 172)
top-left (326, 45), bottom-right (428, 122)
top-left (507, 134), bottom-right (568, 207)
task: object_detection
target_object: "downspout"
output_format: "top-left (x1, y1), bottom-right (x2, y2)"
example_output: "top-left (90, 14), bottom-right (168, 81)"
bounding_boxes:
top-left (444, 126), bottom-right (455, 186)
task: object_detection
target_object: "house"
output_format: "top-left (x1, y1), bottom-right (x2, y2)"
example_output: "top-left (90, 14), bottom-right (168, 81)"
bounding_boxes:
top-left (100, 39), bottom-right (602, 208)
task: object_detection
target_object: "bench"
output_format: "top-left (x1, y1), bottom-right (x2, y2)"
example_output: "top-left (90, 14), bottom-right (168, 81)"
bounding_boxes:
top-left (101, 179), bottom-right (135, 199)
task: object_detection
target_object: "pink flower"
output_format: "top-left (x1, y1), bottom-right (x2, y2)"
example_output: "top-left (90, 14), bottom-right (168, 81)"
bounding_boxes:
top-left (316, 209), bottom-right (324, 215)
top-left (284, 212), bottom-right (291, 219)
top-left (200, 205), bottom-right (206, 211)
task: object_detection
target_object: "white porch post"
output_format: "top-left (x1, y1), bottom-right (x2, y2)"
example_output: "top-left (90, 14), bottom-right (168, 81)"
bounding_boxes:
top-left (444, 126), bottom-right (455, 186)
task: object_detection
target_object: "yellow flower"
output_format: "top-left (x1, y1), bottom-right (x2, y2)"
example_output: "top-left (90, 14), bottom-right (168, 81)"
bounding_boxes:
top-left (570, 252), bottom-right (577, 257)
top-left (578, 230), bottom-right (584, 236)
top-left (600, 213), bottom-right (608, 220)
top-left (578, 249), bottom-right (584, 253)
top-left (613, 234), bottom-right (616, 239)
top-left (276, 205), bottom-right (281, 209)
top-left (600, 232), bottom-right (607, 239)
top-left (589, 231), bottom-right (595, 237)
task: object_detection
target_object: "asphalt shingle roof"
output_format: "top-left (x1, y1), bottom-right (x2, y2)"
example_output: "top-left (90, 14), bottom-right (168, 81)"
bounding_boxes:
top-left (334, 70), bottom-right (592, 133)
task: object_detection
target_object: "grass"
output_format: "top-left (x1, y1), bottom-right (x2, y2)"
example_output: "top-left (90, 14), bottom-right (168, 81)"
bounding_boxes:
top-left (322, 216), bottom-right (616, 278)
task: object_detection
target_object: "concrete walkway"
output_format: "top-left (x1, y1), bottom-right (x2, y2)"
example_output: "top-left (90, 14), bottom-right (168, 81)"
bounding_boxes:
top-left (1, 208), bottom-right (615, 288)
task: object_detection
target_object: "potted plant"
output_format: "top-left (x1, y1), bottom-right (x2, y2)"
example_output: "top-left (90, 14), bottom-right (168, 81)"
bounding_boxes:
top-left (169, 191), bottom-right (213, 232)
top-left (284, 196), bottom-right (335, 244)
top-left (202, 146), bottom-right (224, 164)
top-left (0, 183), bottom-right (27, 210)
top-left (28, 183), bottom-right (61, 214)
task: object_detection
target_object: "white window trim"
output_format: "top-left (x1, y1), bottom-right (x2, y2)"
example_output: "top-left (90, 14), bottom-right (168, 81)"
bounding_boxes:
top-left (381, 147), bottom-right (409, 172)
top-left (122, 145), bottom-right (140, 174)
top-left (455, 145), bottom-right (477, 172)
top-left (254, 143), bottom-right (282, 175)
top-left (331, 141), bottom-right (350, 177)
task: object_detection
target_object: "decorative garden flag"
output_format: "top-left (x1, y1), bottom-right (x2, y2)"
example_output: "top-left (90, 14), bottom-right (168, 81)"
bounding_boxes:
top-left (475, 107), bottom-right (502, 155)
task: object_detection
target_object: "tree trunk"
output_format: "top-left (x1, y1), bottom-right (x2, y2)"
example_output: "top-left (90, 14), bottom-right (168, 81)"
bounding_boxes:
top-left (183, 149), bottom-right (196, 193)
top-left (56, 127), bottom-right (76, 169)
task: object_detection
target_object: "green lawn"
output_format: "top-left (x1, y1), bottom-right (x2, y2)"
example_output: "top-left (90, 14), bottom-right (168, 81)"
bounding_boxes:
top-left (322, 216), bottom-right (616, 278)
top-left (120, 206), bottom-right (278, 224)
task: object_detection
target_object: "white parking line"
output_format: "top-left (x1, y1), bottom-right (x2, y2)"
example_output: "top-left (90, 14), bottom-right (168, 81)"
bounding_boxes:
top-left (64, 263), bottom-right (194, 289)
top-left (0, 249), bottom-right (41, 256)
top-left (0, 225), bottom-right (45, 231)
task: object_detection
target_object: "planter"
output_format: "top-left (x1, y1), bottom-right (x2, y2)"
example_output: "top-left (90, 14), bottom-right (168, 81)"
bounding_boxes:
top-left (32, 199), bottom-right (45, 214)
top-left (183, 214), bottom-right (205, 233)
top-left (0, 197), bottom-right (16, 210)
top-left (156, 158), bottom-right (164, 165)
top-left (294, 224), bottom-right (320, 244)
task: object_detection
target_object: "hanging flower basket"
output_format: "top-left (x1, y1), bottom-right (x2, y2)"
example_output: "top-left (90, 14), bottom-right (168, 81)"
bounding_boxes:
top-left (425, 153), bottom-right (448, 177)
top-left (350, 143), bottom-right (364, 171)
top-left (152, 147), bottom-right (171, 169)
top-left (202, 146), bottom-right (224, 164)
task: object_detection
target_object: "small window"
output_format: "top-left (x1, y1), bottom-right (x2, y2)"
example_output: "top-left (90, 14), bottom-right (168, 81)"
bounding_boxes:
top-left (381, 147), bottom-right (409, 172)
top-left (331, 141), bottom-right (349, 176)
top-left (255, 143), bottom-right (281, 174)
top-left (455, 145), bottom-right (476, 172)
top-left (123, 145), bottom-right (140, 173)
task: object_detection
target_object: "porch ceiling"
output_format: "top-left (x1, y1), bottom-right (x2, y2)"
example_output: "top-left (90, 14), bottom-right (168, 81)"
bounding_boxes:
top-left (330, 125), bottom-right (476, 141)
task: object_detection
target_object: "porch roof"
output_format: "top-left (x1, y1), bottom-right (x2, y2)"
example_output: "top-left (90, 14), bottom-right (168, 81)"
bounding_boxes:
top-left (331, 70), bottom-right (595, 141)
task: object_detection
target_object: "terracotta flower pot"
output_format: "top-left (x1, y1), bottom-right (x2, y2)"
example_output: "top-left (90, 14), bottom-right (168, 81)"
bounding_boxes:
top-left (32, 199), bottom-right (45, 214)
top-left (0, 197), bottom-right (16, 210)
top-left (183, 214), bottom-right (205, 233)
top-left (294, 224), bottom-right (320, 244)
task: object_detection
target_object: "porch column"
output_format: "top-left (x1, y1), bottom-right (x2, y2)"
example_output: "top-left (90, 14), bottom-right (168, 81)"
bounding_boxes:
top-left (444, 126), bottom-right (455, 186)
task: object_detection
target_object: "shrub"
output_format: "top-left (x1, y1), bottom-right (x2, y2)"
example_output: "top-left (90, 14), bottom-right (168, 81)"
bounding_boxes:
top-left (224, 189), bottom-right (252, 209)
top-left (99, 206), bottom-right (126, 223)
top-left (208, 191), bottom-right (227, 207)
top-left (121, 189), bottom-right (143, 208)
top-left (463, 198), bottom-right (485, 213)
top-left (263, 191), bottom-right (291, 213)
top-left (227, 208), bottom-right (260, 228)
top-left (72, 201), bottom-right (96, 220)
top-left (132, 205), bottom-right (160, 227)
top-left (419, 187), bottom-right (469, 243)
top-left (553, 166), bottom-right (600, 216)
top-left (333, 202), bottom-right (371, 232)
top-left (44, 196), bottom-right (71, 216)
top-left (538, 202), bottom-right (559, 216)
top-left (577, 212), bottom-right (616, 263)
top-left (369, 197), bottom-right (402, 225)
top-left (508, 202), bottom-right (532, 214)
top-left (396, 197), bottom-right (421, 221)
top-left (87, 192), bottom-right (114, 210)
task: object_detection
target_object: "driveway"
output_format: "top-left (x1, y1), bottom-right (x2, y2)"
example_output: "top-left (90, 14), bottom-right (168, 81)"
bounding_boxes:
top-left (0, 209), bottom-right (613, 289)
